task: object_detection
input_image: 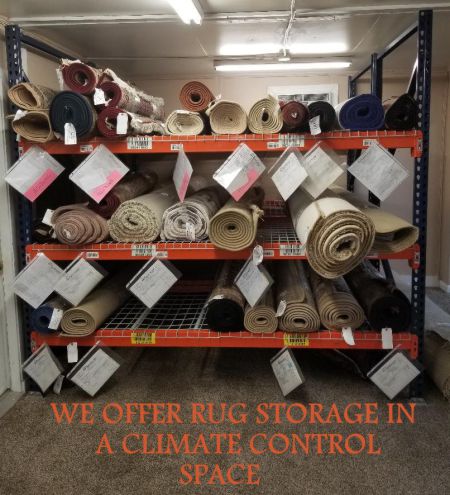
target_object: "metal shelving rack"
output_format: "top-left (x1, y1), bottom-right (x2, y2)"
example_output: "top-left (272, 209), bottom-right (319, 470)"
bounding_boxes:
top-left (5, 10), bottom-right (432, 396)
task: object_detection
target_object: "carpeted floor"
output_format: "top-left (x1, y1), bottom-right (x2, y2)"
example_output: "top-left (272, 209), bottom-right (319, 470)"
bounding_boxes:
top-left (0, 347), bottom-right (449, 495)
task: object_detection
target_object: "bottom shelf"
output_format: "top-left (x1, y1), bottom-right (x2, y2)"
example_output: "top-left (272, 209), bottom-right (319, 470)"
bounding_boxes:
top-left (31, 293), bottom-right (418, 359)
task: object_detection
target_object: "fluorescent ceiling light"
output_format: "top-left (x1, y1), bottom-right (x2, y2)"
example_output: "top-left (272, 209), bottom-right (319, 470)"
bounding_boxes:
top-left (219, 42), bottom-right (347, 56)
top-left (215, 61), bottom-right (351, 72)
top-left (167, 0), bottom-right (203, 25)
top-left (290, 42), bottom-right (347, 54)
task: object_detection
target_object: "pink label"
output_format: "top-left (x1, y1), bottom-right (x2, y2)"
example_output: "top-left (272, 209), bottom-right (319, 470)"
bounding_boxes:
top-left (90, 170), bottom-right (124, 203)
top-left (178, 170), bottom-right (191, 202)
top-left (24, 169), bottom-right (58, 202)
top-left (231, 168), bottom-right (260, 201)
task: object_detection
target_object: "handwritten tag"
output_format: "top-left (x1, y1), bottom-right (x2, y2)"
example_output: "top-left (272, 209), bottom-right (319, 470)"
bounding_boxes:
top-left (271, 348), bottom-right (305, 396)
top-left (116, 112), bottom-right (128, 135)
top-left (93, 87), bottom-right (107, 105)
top-left (276, 300), bottom-right (286, 317)
top-left (309, 115), bottom-right (321, 135)
top-left (48, 308), bottom-right (64, 330)
top-left (14, 109), bottom-right (27, 121)
top-left (64, 123), bottom-right (77, 145)
top-left (67, 342), bottom-right (78, 363)
top-left (270, 150), bottom-right (308, 201)
top-left (235, 257), bottom-right (273, 307)
top-left (22, 344), bottom-right (63, 393)
top-left (173, 149), bottom-right (193, 202)
top-left (382, 327), bottom-right (394, 349)
top-left (42, 209), bottom-right (55, 227)
top-left (342, 327), bottom-right (355, 346)
top-left (253, 245), bottom-right (264, 266)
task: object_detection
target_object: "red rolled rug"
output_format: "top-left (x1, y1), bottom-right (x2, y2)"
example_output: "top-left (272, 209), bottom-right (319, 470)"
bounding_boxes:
top-left (97, 106), bottom-right (165, 137)
top-left (280, 100), bottom-right (309, 131)
top-left (179, 81), bottom-right (214, 112)
top-left (61, 62), bottom-right (106, 95)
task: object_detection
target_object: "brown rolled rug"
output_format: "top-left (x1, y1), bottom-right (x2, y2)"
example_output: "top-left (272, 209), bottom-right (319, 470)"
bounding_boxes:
top-left (61, 270), bottom-right (132, 336)
top-left (52, 204), bottom-right (109, 245)
top-left (248, 95), bottom-right (283, 134)
top-left (275, 261), bottom-right (321, 333)
top-left (425, 331), bottom-right (450, 400)
top-left (206, 100), bottom-right (247, 135)
top-left (308, 269), bottom-right (366, 330)
top-left (8, 83), bottom-right (56, 110)
top-left (209, 187), bottom-right (264, 251)
top-left (12, 111), bottom-right (55, 143)
top-left (244, 289), bottom-right (278, 334)
top-left (280, 100), bottom-right (309, 131)
top-left (180, 81), bottom-right (214, 112)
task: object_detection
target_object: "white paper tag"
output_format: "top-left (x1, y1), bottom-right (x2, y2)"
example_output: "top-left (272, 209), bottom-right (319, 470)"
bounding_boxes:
top-left (13, 109), bottom-right (28, 121)
top-left (67, 342), bottom-right (79, 363)
top-left (253, 245), bottom-right (264, 266)
top-left (235, 258), bottom-right (273, 307)
top-left (342, 327), bottom-right (355, 346)
top-left (93, 87), bottom-right (107, 105)
top-left (271, 151), bottom-right (308, 201)
top-left (64, 122), bottom-right (77, 145)
top-left (276, 300), bottom-right (287, 317)
top-left (53, 374), bottom-right (64, 395)
top-left (56, 68), bottom-right (65, 91)
top-left (116, 112), bottom-right (128, 135)
top-left (48, 308), bottom-right (64, 330)
top-left (173, 149), bottom-right (193, 202)
top-left (270, 348), bottom-right (305, 396)
top-left (185, 221), bottom-right (196, 241)
top-left (309, 115), bottom-right (322, 135)
top-left (22, 344), bottom-right (62, 393)
top-left (382, 327), bottom-right (394, 349)
top-left (42, 209), bottom-right (55, 227)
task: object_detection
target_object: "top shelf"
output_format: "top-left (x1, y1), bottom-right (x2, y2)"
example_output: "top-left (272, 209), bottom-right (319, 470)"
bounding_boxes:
top-left (20, 130), bottom-right (423, 157)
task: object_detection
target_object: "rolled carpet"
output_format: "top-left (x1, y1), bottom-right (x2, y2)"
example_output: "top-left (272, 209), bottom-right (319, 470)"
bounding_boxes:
top-left (335, 94), bottom-right (384, 131)
top-left (179, 81), bottom-right (214, 112)
top-left (8, 83), bottom-right (56, 110)
top-left (12, 110), bottom-right (55, 143)
top-left (288, 188), bottom-right (375, 278)
top-left (52, 204), bottom-right (109, 245)
top-left (209, 187), bottom-right (264, 251)
top-left (275, 261), bottom-right (321, 333)
top-left (49, 91), bottom-right (97, 138)
top-left (206, 100), bottom-right (247, 135)
top-left (383, 94), bottom-right (419, 130)
top-left (306, 101), bottom-right (336, 132)
top-left (161, 186), bottom-right (227, 241)
top-left (205, 262), bottom-right (245, 332)
top-left (97, 106), bottom-right (165, 138)
top-left (166, 110), bottom-right (205, 135)
top-left (344, 261), bottom-right (411, 332)
top-left (280, 100), bottom-right (309, 131)
top-left (61, 270), bottom-right (132, 336)
top-left (425, 331), bottom-right (450, 400)
top-left (61, 61), bottom-right (105, 95)
top-left (248, 95), bottom-right (283, 134)
top-left (31, 297), bottom-right (69, 334)
top-left (244, 289), bottom-right (278, 334)
top-left (109, 184), bottom-right (178, 242)
top-left (308, 270), bottom-right (365, 330)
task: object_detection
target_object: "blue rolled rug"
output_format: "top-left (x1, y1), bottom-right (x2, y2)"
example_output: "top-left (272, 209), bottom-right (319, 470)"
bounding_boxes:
top-left (31, 297), bottom-right (68, 334)
top-left (335, 94), bottom-right (384, 131)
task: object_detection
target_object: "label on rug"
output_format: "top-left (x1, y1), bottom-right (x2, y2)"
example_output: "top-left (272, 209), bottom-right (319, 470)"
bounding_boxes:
top-left (342, 327), bottom-right (355, 346)
top-left (93, 87), bottom-right (107, 105)
top-left (127, 136), bottom-right (152, 150)
top-left (283, 334), bottom-right (310, 347)
top-left (64, 123), bottom-right (77, 145)
top-left (48, 308), bottom-right (64, 330)
top-left (67, 342), bottom-right (79, 363)
top-left (173, 149), bottom-right (193, 201)
top-left (279, 244), bottom-right (306, 256)
top-left (42, 209), bottom-right (55, 227)
top-left (131, 332), bottom-right (156, 345)
top-left (22, 344), bottom-right (63, 393)
top-left (116, 113), bottom-right (128, 134)
top-left (309, 116), bottom-right (322, 136)
top-left (270, 150), bottom-right (308, 200)
top-left (235, 258), bottom-right (273, 307)
top-left (271, 348), bottom-right (306, 396)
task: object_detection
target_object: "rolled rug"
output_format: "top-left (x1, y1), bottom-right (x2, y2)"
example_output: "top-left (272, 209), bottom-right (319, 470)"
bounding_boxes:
top-left (206, 100), bottom-right (247, 135)
top-left (248, 95), bottom-right (283, 134)
top-left (344, 261), bottom-right (411, 332)
top-left (161, 186), bottom-right (228, 241)
top-left (49, 91), bottom-right (97, 138)
top-left (12, 111), bottom-right (55, 143)
top-left (97, 106), bottom-right (165, 138)
top-left (280, 100), bottom-right (309, 131)
top-left (383, 94), bottom-right (419, 130)
top-left (275, 261), bottom-right (321, 333)
top-left (89, 172), bottom-right (158, 219)
top-left (109, 184), bottom-right (178, 242)
top-left (61, 61), bottom-right (105, 95)
top-left (308, 270), bottom-right (366, 330)
top-left (179, 81), bottom-right (214, 112)
top-left (335, 94), bottom-right (384, 131)
top-left (166, 110), bottom-right (205, 135)
top-left (288, 188), bottom-right (375, 278)
top-left (209, 187), bottom-right (265, 251)
top-left (52, 204), bottom-right (109, 245)
top-left (8, 83), bottom-right (56, 110)
top-left (306, 101), bottom-right (336, 132)
top-left (205, 262), bottom-right (245, 332)
top-left (61, 270), bottom-right (132, 336)
top-left (425, 331), bottom-right (450, 400)
top-left (244, 289), bottom-right (278, 334)
top-left (31, 297), bottom-right (69, 334)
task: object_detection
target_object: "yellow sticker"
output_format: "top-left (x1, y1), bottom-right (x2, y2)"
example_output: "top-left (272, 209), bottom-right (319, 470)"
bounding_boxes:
top-left (131, 332), bottom-right (156, 345)
top-left (283, 334), bottom-right (310, 347)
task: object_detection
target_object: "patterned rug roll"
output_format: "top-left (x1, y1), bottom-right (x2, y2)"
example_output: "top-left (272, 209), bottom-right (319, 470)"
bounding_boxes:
top-left (31, 297), bottom-right (69, 334)
top-left (12, 111), bottom-right (55, 143)
top-left (308, 270), bottom-right (366, 330)
top-left (288, 188), bottom-right (375, 278)
top-left (179, 81), bottom-right (214, 112)
top-left (425, 331), bottom-right (450, 400)
top-left (244, 289), bottom-right (278, 334)
top-left (248, 95), bottom-right (283, 134)
top-left (50, 91), bottom-right (97, 138)
top-left (109, 184), bottom-right (178, 242)
top-left (280, 100), bottom-right (309, 131)
top-left (344, 261), bottom-right (411, 332)
top-left (97, 106), bottom-right (165, 137)
top-left (161, 186), bottom-right (227, 241)
top-left (206, 100), bottom-right (247, 135)
top-left (8, 83), bottom-right (56, 110)
top-left (52, 204), bottom-right (109, 245)
top-left (275, 261), bottom-right (321, 333)
top-left (306, 101), bottom-right (336, 132)
top-left (383, 94), bottom-right (419, 131)
top-left (209, 187), bottom-right (264, 251)
top-left (205, 262), bottom-right (245, 332)
top-left (61, 270), bottom-right (132, 336)
top-left (61, 61), bottom-right (105, 95)
top-left (166, 110), bottom-right (205, 135)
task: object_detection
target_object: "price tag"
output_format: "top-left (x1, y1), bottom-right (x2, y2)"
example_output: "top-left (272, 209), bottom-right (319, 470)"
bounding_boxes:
top-left (270, 150), bottom-right (308, 201)
top-left (48, 308), bottom-right (64, 330)
top-left (22, 344), bottom-right (63, 393)
top-left (93, 87), bottom-right (107, 105)
top-left (13, 109), bottom-right (27, 121)
top-left (382, 327), bottom-right (394, 349)
top-left (116, 112), bottom-right (128, 134)
top-left (173, 149), bottom-right (193, 201)
top-left (234, 257), bottom-right (273, 307)
top-left (253, 245), bottom-right (264, 266)
top-left (309, 115), bottom-right (322, 135)
top-left (342, 327), bottom-right (355, 346)
top-left (67, 342), bottom-right (79, 363)
top-left (276, 300), bottom-right (286, 317)
top-left (42, 209), bottom-right (55, 227)
top-left (270, 348), bottom-right (305, 396)
top-left (64, 122), bottom-right (77, 145)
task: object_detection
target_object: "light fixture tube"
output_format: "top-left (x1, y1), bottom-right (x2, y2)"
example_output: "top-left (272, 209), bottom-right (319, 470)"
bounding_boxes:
top-left (215, 61), bottom-right (351, 72)
top-left (167, 0), bottom-right (203, 25)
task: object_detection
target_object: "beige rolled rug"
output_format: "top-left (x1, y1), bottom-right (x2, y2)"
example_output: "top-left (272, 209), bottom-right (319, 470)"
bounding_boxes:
top-left (161, 186), bottom-right (227, 241)
top-left (206, 100), bottom-right (247, 135)
top-left (288, 188), bottom-right (375, 278)
top-left (109, 184), bottom-right (178, 242)
top-left (308, 270), bottom-right (366, 330)
top-left (8, 83), bottom-right (56, 110)
top-left (248, 95), bottom-right (283, 134)
top-left (166, 110), bottom-right (204, 135)
top-left (12, 111), bottom-right (55, 143)
top-left (52, 204), bottom-right (109, 245)
top-left (425, 331), bottom-right (450, 400)
top-left (275, 261), bottom-right (321, 333)
top-left (61, 270), bottom-right (132, 336)
top-left (244, 289), bottom-right (278, 334)
top-left (209, 187), bottom-right (264, 251)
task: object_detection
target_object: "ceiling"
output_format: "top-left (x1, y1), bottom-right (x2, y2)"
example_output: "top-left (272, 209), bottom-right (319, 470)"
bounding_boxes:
top-left (1, 1), bottom-right (450, 78)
